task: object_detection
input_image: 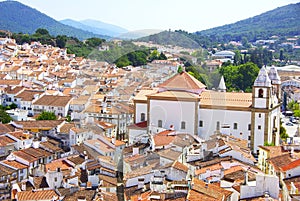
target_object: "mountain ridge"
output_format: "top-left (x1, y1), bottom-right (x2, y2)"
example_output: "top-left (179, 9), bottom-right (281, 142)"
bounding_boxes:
top-left (0, 1), bottom-right (109, 40)
top-left (60, 19), bottom-right (128, 37)
top-left (195, 2), bottom-right (300, 42)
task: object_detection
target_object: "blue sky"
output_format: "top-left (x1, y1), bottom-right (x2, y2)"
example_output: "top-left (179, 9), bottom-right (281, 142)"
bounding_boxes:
top-left (7, 0), bottom-right (300, 32)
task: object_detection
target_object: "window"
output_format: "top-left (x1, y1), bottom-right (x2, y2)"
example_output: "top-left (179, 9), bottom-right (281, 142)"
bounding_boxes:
top-left (258, 113), bottom-right (261, 118)
top-left (181, 121), bottom-right (186, 129)
top-left (216, 121), bottom-right (220, 130)
top-left (158, 120), bottom-right (162, 128)
top-left (199, 121), bottom-right (203, 127)
top-left (54, 177), bottom-right (57, 182)
top-left (258, 89), bottom-right (264, 98)
top-left (258, 125), bottom-right (261, 130)
top-left (140, 113), bottom-right (145, 122)
top-left (233, 123), bottom-right (238, 130)
top-left (248, 124), bottom-right (251, 131)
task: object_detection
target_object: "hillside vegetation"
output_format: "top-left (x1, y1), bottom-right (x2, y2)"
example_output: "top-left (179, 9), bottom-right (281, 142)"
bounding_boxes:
top-left (0, 1), bottom-right (108, 40)
top-left (195, 3), bottom-right (300, 42)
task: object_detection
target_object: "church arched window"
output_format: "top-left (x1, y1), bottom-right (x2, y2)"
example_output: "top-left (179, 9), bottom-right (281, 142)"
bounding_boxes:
top-left (140, 113), bottom-right (145, 122)
top-left (181, 121), bottom-right (186, 130)
top-left (258, 89), bottom-right (264, 98)
top-left (158, 120), bottom-right (162, 128)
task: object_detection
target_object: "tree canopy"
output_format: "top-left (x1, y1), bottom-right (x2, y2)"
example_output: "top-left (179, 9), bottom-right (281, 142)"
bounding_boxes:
top-left (36, 111), bottom-right (57, 120)
top-left (219, 62), bottom-right (259, 92)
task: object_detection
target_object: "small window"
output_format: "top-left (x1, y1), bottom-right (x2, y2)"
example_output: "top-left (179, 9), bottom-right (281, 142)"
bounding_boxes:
top-left (199, 120), bottom-right (203, 127)
top-left (54, 177), bottom-right (57, 182)
top-left (233, 123), bottom-right (238, 130)
top-left (158, 120), bottom-right (162, 128)
top-left (181, 121), bottom-right (186, 129)
top-left (258, 125), bottom-right (261, 130)
top-left (258, 89), bottom-right (264, 98)
top-left (248, 124), bottom-right (251, 131)
top-left (259, 113), bottom-right (261, 118)
top-left (140, 113), bottom-right (145, 122)
top-left (248, 136), bottom-right (251, 140)
top-left (216, 121), bottom-right (220, 130)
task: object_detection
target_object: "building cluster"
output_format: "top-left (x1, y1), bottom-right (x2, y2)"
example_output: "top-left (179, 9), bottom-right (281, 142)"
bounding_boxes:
top-left (0, 37), bottom-right (299, 201)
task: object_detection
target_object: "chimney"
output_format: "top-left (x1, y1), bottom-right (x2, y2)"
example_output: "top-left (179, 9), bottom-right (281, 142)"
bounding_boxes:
top-left (244, 168), bottom-right (250, 185)
top-left (290, 147), bottom-right (295, 159)
top-left (111, 136), bottom-right (116, 145)
top-left (220, 167), bottom-right (224, 179)
top-left (137, 177), bottom-right (145, 189)
top-left (133, 147), bottom-right (139, 156)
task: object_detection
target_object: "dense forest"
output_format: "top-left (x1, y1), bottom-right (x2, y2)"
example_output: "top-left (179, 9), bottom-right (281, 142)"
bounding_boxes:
top-left (195, 2), bottom-right (300, 43)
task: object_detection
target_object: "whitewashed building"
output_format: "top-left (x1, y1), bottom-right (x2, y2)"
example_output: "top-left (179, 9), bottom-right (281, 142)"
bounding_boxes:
top-left (133, 67), bottom-right (281, 154)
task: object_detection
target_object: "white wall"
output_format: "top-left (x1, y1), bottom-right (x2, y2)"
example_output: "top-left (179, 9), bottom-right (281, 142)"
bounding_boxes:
top-left (253, 112), bottom-right (265, 153)
top-left (286, 165), bottom-right (300, 179)
top-left (198, 109), bottom-right (251, 140)
top-left (135, 103), bottom-right (147, 123)
top-left (149, 100), bottom-right (196, 134)
top-left (125, 172), bottom-right (153, 188)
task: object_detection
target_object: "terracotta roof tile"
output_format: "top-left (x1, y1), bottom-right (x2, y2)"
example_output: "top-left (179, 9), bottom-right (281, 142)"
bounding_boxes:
top-left (0, 135), bottom-right (15, 146)
top-left (188, 178), bottom-right (232, 201)
top-left (281, 158), bottom-right (300, 171)
top-left (45, 159), bottom-right (73, 172)
top-left (15, 90), bottom-right (44, 101)
top-left (2, 160), bottom-right (28, 169)
top-left (159, 71), bottom-right (206, 90)
top-left (200, 91), bottom-right (252, 108)
top-left (33, 95), bottom-right (72, 107)
top-left (172, 161), bottom-right (188, 172)
top-left (153, 130), bottom-right (176, 147)
top-left (15, 120), bottom-right (64, 130)
top-left (268, 153), bottom-right (293, 171)
top-left (17, 190), bottom-right (59, 201)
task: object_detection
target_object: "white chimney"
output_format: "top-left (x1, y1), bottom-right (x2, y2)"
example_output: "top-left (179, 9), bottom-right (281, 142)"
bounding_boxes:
top-left (111, 136), bottom-right (116, 145)
top-left (133, 147), bottom-right (139, 156)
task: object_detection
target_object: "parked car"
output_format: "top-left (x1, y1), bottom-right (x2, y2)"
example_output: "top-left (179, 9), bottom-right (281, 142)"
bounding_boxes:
top-left (286, 122), bottom-right (294, 126)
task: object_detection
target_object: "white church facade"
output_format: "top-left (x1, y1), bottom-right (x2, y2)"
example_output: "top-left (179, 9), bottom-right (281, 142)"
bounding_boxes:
top-left (133, 67), bottom-right (282, 153)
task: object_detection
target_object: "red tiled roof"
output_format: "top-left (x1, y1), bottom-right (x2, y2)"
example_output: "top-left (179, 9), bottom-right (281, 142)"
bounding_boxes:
top-left (281, 158), bottom-right (300, 172)
top-left (17, 190), bottom-right (59, 201)
top-left (159, 71), bottom-right (206, 90)
top-left (153, 130), bottom-right (176, 147)
top-left (128, 121), bottom-right (148, 129)
top-left (172, 161), bottom-right (188, 172)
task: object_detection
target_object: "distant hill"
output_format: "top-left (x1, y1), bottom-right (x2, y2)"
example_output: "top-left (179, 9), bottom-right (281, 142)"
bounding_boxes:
top-left (136, 31), bottom-right (200, 49)
top-left (195, 2), bottom-right (300, 42)
top-left (60, 19), bottom-right (128, 37)
top-left (118, 29), bottom-right (163, 39)
top-left (0, 1), bottom-right (108, 40)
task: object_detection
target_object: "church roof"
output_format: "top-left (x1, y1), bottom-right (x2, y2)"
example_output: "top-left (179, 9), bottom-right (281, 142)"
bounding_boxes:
top-left (218, 76), bottom-right (226, 91)
top-left (254, 67), bottom-right (272, 87)
top-left (148, 90), bottom-right (200, 101)
top-left (159, 71), bottom-right (206, 91)
top-left (268, 67), bottom-right (281, 85)
top-left (200, 91), bottom-right (252, 109)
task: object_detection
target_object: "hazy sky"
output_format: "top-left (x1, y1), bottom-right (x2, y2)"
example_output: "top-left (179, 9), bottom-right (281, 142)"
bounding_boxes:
top-left (8, 0), bottom-right (300, 32)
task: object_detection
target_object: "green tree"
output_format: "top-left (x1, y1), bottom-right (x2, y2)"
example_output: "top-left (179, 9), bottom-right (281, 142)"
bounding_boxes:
top-left (85, 37), bottom-right (105, 48)
top-left (177, 65), bottom-right (183, 73)
top-left (0, 109), bottom-right (12, 123)
top-left (35, 28), bottom-right (50, 35)
top-left (56, 35), bottom-right (67, 48)
top-left (36, 111), bottom-right (57, 120)
top-left (280, 122), bottom-right (289, 141)
top-left (219, 62), bottom-right (259, 92)
top-left (158, 52), bottom-right (167, 60)
top-left (279, 49), bottom-right (285, 61)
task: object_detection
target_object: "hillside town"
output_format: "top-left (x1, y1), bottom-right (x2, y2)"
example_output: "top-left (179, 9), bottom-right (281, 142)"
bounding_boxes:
top-left (0, 34), bottom-right (300, 201)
